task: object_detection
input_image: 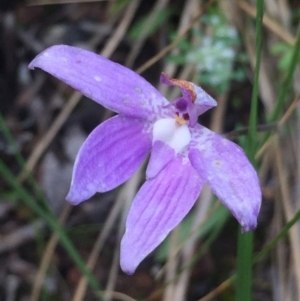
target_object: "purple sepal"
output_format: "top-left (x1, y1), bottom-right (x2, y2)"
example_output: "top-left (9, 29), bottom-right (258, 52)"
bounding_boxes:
top-left (120, 155), bottom-right (203, 274)
top-left (188, 124), bottom-right (261, 232)
top-left (66, 115), bottom-right (151, 205)
top-left (29, 45), bottom-right (168, 120)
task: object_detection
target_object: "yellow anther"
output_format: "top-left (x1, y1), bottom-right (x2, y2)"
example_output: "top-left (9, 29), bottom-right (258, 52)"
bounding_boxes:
top-left (175, 114), bottom-right (187, 125)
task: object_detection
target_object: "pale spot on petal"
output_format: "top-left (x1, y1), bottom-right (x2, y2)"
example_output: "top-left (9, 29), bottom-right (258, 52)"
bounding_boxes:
top-left (94, 76), bottom-right (102, 82)
top-left (214, 160), bottom-right (222, 166)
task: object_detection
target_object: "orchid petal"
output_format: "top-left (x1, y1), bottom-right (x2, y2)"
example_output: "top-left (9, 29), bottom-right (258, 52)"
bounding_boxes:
top-left (66, 115), bottom-right (151, 205)
top-left (29, 45), bottom-right (169, 120)
top-left (121, 156), bottom-right (203, 274)
top-left (188, 124), bottom-right (261, 232)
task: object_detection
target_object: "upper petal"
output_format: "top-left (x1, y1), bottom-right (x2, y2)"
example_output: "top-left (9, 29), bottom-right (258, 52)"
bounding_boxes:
top-left (160, 72), bottom-right (217, 125)
top-left (121, 155), bottom-right (203, 274)
top-left (66, 115), bottom-right (151, 205)
top-left (188, 124), bottom-right (261, 232)
top-left (29, 45), bottom-right (169, 120)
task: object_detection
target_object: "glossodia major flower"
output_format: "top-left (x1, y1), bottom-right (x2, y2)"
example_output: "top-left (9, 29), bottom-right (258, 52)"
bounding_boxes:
top-left (29, 45), bottom-right (261, 274)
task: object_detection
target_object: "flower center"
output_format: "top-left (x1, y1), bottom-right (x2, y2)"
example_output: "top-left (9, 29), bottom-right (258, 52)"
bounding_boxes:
top-left (172, 98), bottom-right (191, 126)
top-left (175, 113), bottom-right (188, 125)
top-left (152, 118), bottom-right (191, 154)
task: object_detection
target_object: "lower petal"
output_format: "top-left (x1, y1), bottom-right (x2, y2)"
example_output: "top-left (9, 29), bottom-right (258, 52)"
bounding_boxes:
top-left (146, 140), bottom-right (175, 179)
top-left (188, 124), bottom-right (261, 232)
top-left (120, 156), bottom-right (203, 274)
top-left (66, 115), bottom-right (151, 205)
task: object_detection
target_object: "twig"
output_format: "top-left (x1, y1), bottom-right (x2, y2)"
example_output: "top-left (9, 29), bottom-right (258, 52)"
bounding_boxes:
top-left (225, 123), bottom-right (277, 140)
top-left (30, 204), bottom-right (72, 301)
top-left (17, 91), bottom-right (82, 182)
top-left (256, 94), bottom-right (300, 159)
top-left (275, 144), bottom-right (300, 298)
top-left (100, 291), bottom-right (137, 301)
top-left (173, 187), bottom-right (213, 301)
top-left (0, 220), bottom-right (46, 253)
top-left (135, 0), bottom-right (216, 74)
top-left (103, 168), bottom-right (141, 301)
top-left (125, 0), bottom-right (170, 68)
top-left (27, 0), bottom-right (111, 5)
top-left (158, 0), bottom-right (199, 95)
top-left (71, 198), bottom-right (124, 301)
top-left (163, 228), bottom-right (179, 301)
top-left (197, 276), bottom-right (235, 301)
top-left (5, 275), bottom-right (20, 301)
top-left (237, 0), bottom-right (295, 45)
top-left (101, 0), bottom-right (140, 58)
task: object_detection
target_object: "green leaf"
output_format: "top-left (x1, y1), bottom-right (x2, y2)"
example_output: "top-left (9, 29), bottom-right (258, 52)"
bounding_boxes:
top-left (110, 0), bottom-right (134, 15)
top-left (128, 8), bottom-right (173, 41)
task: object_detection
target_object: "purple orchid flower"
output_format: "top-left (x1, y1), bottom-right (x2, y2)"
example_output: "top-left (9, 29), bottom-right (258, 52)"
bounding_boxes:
top-left (29, 45), bottom-right (261, 274)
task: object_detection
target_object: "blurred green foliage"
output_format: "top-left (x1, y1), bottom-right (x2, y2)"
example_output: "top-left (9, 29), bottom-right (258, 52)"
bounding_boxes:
top-left (271, 42), bottom-right (295, 75)
top-left (169, 8), bottom-right (247, 94)
top-left (128, 8), bottom-right (174, 41)
top-left (110, 0), bottom-right (133, 15)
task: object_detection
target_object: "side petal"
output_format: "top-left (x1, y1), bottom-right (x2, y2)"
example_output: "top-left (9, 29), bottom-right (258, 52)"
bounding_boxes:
top-left (188, 124), bottom-right (261, 232)
top-left (29, 45), bottom-right (169, 120)
top-left (121, 156), bottom-right (203, 274)
top-left (66, 115), bottom-right (151, 205)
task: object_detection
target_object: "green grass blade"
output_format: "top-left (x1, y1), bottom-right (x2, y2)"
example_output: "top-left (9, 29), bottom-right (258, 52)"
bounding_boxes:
top-left (254, 209), bottom-right (300, 263)
top-left (236, 230), bottom-right (254, 301)
top-left (247, 0), bottom-right (264, 161)
top-left (0, 159), bottom-right (103, 300)
top-left (0, 112), bottom-right (52, 213)
top-left (270, 22), bottom-right (300, 122)
top-left (236, 1), bottom-right (264, 301)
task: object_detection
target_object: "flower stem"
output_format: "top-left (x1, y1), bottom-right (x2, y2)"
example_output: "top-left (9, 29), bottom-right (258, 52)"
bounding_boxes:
top-left (236, 230), bottom-right (254, 301)
top-left (0, 112), bottom-right (51, 213)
